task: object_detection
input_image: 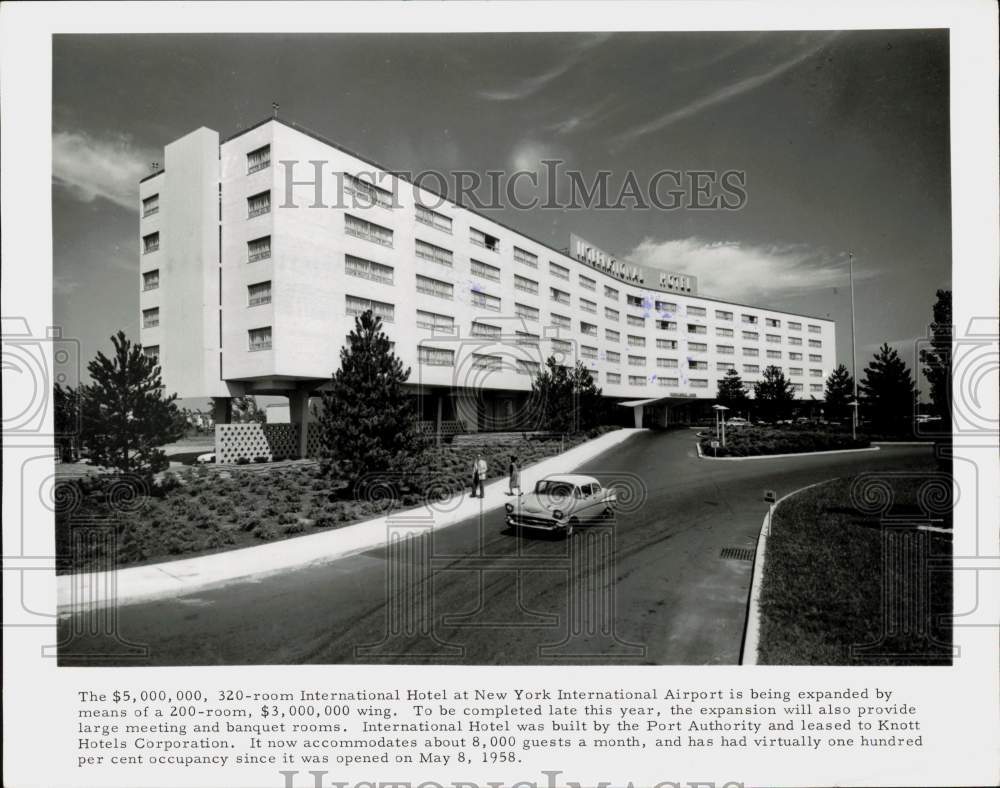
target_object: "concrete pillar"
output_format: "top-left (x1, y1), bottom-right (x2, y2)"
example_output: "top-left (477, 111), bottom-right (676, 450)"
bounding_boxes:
top-left (212, 396), bottom-right (232, 425)
top-left (289, 389), bottom-right (311, 458)
top-left (632, 404), bottom-right (643, 429)
top-left (435, 393), bottom-right (443, 447)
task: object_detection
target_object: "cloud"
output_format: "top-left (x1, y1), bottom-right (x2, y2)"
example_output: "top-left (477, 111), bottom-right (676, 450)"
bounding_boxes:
top-left (52, 130), bottom-right (155, 211)
top-left (612, 34), bottom-right (838, 148)
top-left (543, 96), bottom-right (615, 135)
top-left (626, 236), bottom-right (872, 304)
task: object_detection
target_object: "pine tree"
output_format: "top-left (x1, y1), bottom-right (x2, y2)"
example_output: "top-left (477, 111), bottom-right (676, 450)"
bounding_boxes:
top-left (531, 357), bottom-right (576, 433)
top-left (919, 289), bottom-right (951, 423)
top-left (823, 363), bottom-right (855, 422)
top-left (753, 365), bottom-right (795, 422)
top-left (716, 369), bottom-right (749, 413)
top-left (318, 310), bottom-right (422, 488)
top-left (571, 361), bottom-right (605, 431)
top-left (79, 330), bottom-right (184, 475)
top-left (860, 343), bottom-right (918, 435)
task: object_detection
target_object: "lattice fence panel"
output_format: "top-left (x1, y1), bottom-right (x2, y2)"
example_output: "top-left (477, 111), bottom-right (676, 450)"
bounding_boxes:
top-left (216, 423), bottom-right (302, 464)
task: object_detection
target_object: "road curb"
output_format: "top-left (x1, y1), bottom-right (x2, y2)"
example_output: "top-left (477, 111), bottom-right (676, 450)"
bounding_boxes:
top-left (740, 477), bottom-right (839, 666)
top-left (697, 444), bottom-right (880, 461)
top-left (57, 428), bottom-right (645, 612)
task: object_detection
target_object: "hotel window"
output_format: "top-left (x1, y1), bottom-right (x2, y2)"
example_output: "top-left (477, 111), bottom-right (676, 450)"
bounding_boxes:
top-left (715, 309), bottom-right (733, 321)
top-left (717, 362), bottom-right (736, 373)
top-left (580, 298), bottom-right (597, 314)
top-left (687, 305), bottom-right (706, 317)
top-left (627, 315), bottom-right (645, 328)
top-left (808, 324), bottom-right (822, 334)
top-left (656, 300), bottom-right (677, 313)
top-left (514, 247), bottom-right (539, 267)
top-left (345, 214), bottom-right (393, 246)
top-left (517, 359), bottom-right (540, 375)
top-left (143, 345), bottom-right (160, 364)
top-left (789, 352), bottom-right (803, 361)
top-left (581, 345), bottom-right (598, 359)
top-left (810, 368), bottom-right (823, 378)
top-left (766, 334), bottom-right (781, 344)
top-left (687, 324), bottom-right (707, 335)
top-left (416, 310), bottom-right (455, 334)
top-left (247, 190), bottom-right (271, 218)
top-left (581, 321), bottom-right (598, 336)
top-left (579, 274), bottom-right (596, 291)
top-left (550, 287), bottom-right (570, 305)
top-left (766, 349), bottom-right (782, 360)
top-left (628, 354), bottom-right (646, 367)
top-left (516, 330), bottom-right (540, 345)
top-left (415, 203), bottom-right (453, 233)
top-left (789, 367), bottom-right (803, 376)
top-left (248, 326), bottom-right (272, 352)
top-left (606, 351), bottom-right (621, 363)
top-left (689, 378), bottom-right (709, 389)
top-left (248, 235), bottom-right (271, 262)
top-left (247, 281), bottom-right (271, 307)
top-left (742, 313), bottom-right (758, 324)
top-left (142, 194), bottom-right (159, 217)
top-left (810, 383), bottom-right (823, 394)
top-left (606, 329), bottom-right (620, 342)
top-left (343, 174), bottom-right (394, 209)
top-left (142, 232), bottom-right (159, 254)
top-left (472, 290), bottom-right (501, 312)
top-left (688, 342), bottom-right (708, 353)
top-left (142, 269), bottom-right (159, 291)
top-left (658, 377), bottom-right (679, 387)
top-left (657, 339), bottom-right (678, 350)
top-left (416, 239), bottom-right (453, 267)
top-left (792, 383), bottom-right (804, 393)
top-left (657, 357), bottom-right (678, 368)
top-left (765, 318), bottom-right (781, 328)
top-left (606, 372), bottom-right (621, 384)
top-left (551, 338), bottom-right (572, 353)
top-left (514, 274), bottom-right (538, 295)
top-left (808, 339), bottom-right (822, 348)
top-left (247, 145), bottom-right (271, 174)
top-left (549, 261), bottom-right (570, 280)
top-left (345, 254), bottom-right (393, 285)
top-left (550, 313), bottom-right (571, 329)
top-left (716, 344), bottom-right (735, 355)
top-left (627, 334), bottom-right (645, 347)
top-left (657, 320), bottom-right (677, 331)
top-left (346, 295), bottom-right (394, 322)
top-left (471, 258), bottom-right (500, 282)
top-left (604, 285), bottom-right (619, 300)
top-left (471, 321), bottom-right (501, 339)
top-left (742, 330), bottom-right (759, 341)
top-left (605, 307), bottom-right (620, 321)
top-left (743, 364), bottom-right (759, 374)
top-left (627, 294), bottom-right (644, 308)
top-left (809, 353), bottom-right (822, 362)
top-left (743, 347), bottom-right (759, 357)
top-left (515, 302), bottom-right (539, 321)
top-left (628, 375), bottom-right (646, 386)
top-left (789, 321), bottom-right (802, 331)
top-left (789, 336), bottom-right (803, 346)
top-left (472, 228), bottom-right (502, 253)
top-left (418, 346), bottom-right (455, 367)
top-left (142, 307), bottom-right (159, 328)
top-left (416, 274), bottom-right (453, 300)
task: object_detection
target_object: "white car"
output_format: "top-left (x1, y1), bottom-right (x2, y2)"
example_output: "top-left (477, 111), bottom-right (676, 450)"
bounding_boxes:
top-left (725, 417), bottom-right (751, 428)
top-left (505, 474), bottom-right (617, 537)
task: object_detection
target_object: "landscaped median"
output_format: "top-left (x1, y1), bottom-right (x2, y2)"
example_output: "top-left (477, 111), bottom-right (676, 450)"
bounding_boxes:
top-left (699, 425), bottom-right (871, 458)
top-left (749, 475), bottom-right (953, 665)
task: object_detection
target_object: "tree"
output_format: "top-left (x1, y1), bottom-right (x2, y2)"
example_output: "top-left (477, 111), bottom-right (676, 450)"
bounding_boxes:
top-left (753, 365), bottom-right (795, 422)
top-left (919, 289), bottom-right (951, 423)
top-left (79, 330), bottom-right (184, 475)
top-left (530, 357), bottom-right (576, 433)
top-left (317, 310), bottom-right (422, 489)
top-left (823, 364), bottom-right (855, 422)
top-left (570, 361), bottom-right (606, 431)
top-left (716, 369), bottom-right (749, 414)
top-left (860, 343), bottom-right (918, 435)
top-left (54, 382), bottom-right (81, 462)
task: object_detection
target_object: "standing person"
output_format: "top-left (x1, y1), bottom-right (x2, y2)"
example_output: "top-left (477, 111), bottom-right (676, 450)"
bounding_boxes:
top-left (471, 453), bottom-right (487, 498)
top-left (507, 454), bottom-right (520, 496)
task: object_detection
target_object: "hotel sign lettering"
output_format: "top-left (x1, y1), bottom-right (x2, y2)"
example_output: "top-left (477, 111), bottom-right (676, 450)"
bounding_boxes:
top-left (568, 234), bottom-right (696, 294)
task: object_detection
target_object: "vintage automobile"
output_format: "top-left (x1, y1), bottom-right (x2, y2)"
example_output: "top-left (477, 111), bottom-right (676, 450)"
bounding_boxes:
top-left (505, 474), bottom-right (618, 537)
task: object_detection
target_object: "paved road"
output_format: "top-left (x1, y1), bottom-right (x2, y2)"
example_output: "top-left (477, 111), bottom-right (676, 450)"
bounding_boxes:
top-left (59, 431), bottom-right (937, 666)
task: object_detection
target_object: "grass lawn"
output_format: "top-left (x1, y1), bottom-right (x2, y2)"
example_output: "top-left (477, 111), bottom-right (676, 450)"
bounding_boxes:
top-left (757, 476), bottom-right (952, 665)
top-left (55, 429), bottom-right (618, 574)
top-left (701, 425), bottom-right (870, 457)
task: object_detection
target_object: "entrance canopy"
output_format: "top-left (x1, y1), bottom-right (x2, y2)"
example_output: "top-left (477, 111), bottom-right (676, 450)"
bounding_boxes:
top-left (618, 395), bottom-right (704, 428)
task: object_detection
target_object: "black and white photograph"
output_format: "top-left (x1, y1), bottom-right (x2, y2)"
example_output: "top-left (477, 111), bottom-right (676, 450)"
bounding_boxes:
top-left (2, 2), bottom-right (998, 788)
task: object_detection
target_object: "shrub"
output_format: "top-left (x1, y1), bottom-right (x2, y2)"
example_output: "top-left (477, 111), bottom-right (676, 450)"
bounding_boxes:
top-left (281, 520), bottom-right (306, 535)
top-left (252, 522), bottom-right (279, 540)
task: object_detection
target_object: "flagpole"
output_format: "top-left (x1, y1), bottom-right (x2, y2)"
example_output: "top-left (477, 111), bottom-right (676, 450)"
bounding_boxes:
top-left (849, 251), bottom-right (858, 441)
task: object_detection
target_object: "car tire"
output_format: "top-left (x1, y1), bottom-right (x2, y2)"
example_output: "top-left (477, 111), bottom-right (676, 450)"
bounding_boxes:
top-left (563, 519), bottom-right (577, 538)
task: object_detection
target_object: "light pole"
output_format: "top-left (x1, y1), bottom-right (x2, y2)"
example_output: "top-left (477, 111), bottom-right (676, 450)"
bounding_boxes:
top-left (849, 251), bottom-right (859, 440)
top-left (712, 404), bottom-right (729, 447)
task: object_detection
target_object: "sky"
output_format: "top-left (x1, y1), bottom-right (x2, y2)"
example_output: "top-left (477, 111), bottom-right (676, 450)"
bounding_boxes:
top-left (52, 30), bottom-right (951, 394)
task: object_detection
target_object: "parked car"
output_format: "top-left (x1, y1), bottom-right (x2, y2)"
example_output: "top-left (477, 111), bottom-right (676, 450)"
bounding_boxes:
top-left (505, 474), bottom-right (617, 538)
top-left (725, 417), bottom-right (751, 428)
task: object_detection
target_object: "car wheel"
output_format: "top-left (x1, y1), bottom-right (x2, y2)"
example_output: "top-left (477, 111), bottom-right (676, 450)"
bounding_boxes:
top-left (563, 519), bottom-right (577, 538)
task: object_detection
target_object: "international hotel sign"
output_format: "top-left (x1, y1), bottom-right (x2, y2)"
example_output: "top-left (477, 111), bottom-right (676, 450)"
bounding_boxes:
top-left (568, 233), bottom-right (697, 294)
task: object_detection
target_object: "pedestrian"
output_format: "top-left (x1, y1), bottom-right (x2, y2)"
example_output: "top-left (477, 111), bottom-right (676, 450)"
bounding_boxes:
top-left (507, 454), bottom-right (520, 496)
top-left (471, 453), bottom-right (487, 498)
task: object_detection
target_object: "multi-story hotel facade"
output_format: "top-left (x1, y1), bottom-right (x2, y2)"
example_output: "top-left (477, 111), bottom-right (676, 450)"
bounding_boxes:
top-left (138, 118), bottom-right (836, 456)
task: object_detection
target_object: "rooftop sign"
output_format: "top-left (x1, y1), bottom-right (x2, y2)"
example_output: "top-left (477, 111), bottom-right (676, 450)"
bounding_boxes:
top-left (568, 233), bottom-right (697, 294)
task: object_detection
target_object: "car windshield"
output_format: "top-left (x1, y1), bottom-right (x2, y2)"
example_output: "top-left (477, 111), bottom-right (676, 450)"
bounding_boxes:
top-left (534, 480), bottom-right (575, 497)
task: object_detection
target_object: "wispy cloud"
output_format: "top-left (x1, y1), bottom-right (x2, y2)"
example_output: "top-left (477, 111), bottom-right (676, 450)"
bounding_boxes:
top-left (627, 236), bottom-right (873, 304)
top-left (543, 96), bottom-right (616, 135)
top-left (477, 33), bottom-right (611, 102)
top-left (52, 130), bottom-right (155, 211)
top-left (612, 34), bottom-right (839, 148)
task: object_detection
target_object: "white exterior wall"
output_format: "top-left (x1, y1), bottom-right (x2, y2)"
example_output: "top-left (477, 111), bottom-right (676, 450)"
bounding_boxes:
top-left (147, 119), bottom-right (837, 401)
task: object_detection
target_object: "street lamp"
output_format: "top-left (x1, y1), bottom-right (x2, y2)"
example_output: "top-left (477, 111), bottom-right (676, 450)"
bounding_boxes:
top-left (712, 404), bottom-right (730, 447)
top-left (849, 399), bottom-right (859, 441)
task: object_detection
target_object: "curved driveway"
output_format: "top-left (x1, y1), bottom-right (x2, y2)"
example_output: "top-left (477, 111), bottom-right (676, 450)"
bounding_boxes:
top-left (59, 430), bottom-right (936, 666)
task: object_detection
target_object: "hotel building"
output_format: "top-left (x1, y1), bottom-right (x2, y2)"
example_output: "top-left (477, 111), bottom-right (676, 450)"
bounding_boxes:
top-left (138, 118), bottom-right (835, 457)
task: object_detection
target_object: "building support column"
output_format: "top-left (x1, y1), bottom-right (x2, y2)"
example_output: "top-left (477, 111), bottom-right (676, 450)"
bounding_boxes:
top-left (435, 392), bottom-right (443, 447)
top-left (212, 397), bottom-right (232, 460)
top-left (632, 404), bottom-right (643, 429)
top-left (289, 389), bottom-right (311, 459)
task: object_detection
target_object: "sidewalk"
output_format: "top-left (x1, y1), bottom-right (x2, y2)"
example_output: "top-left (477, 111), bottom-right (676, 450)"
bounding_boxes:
top-left (57, 428), bottom-right (644, 612)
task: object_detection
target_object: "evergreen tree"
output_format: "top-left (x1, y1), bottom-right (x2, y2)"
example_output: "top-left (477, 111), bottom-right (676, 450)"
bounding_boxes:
top-left (570, 361), bottom-right (606, 431)
top-left (531, 357), bottom-right (576, 433)
top-left (919, 289), bottom-right (951, 423)
top-left (823, 364), bottom-right (855, 422)
top-left (54, 382), bottom-right (81, 462)
top-left (318, 310), bottom-right (422, 488)
top-left (860, 343), bottom-right (918, 435)
top-left (716, 369), bottom-right (749, 414)
top-left (79, 330), bottom-right (184, 475)
top-left (753, 365), bottom-right (795, 422)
